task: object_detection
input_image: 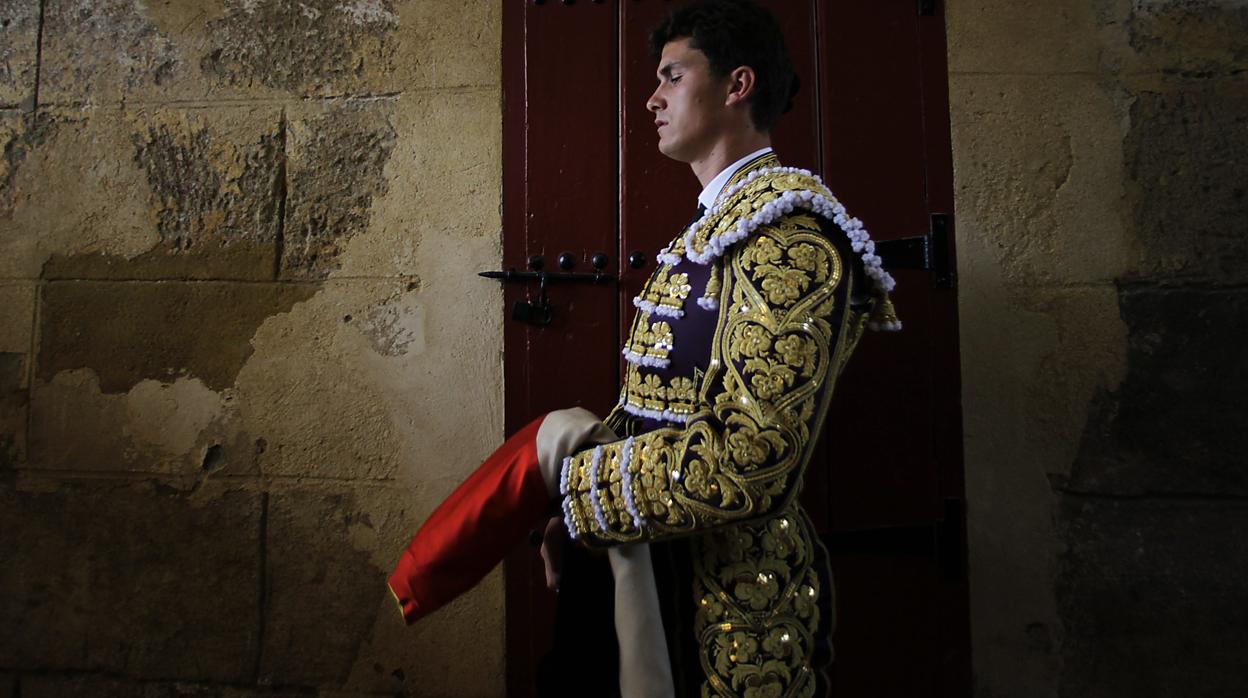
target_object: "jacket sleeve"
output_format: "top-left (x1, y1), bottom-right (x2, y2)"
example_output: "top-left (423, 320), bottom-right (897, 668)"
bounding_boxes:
top-left (561, 214), bottom-right (862, 546)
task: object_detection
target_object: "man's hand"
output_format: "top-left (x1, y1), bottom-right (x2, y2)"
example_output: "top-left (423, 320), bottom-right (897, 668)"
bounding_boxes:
top-left (539, 516), bottom-right (568, 592)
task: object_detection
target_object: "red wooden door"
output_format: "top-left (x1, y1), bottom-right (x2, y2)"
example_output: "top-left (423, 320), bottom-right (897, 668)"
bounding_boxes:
top-left (501, 2), bottom-right (968, 696)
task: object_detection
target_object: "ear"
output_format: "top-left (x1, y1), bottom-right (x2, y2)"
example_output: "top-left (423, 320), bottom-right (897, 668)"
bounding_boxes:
top-left (723, 65), bottom-right (757, 108)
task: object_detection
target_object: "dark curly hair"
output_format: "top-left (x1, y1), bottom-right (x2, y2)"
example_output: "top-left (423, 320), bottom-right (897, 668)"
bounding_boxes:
top-left (649, 0), bottom-right (799, 133)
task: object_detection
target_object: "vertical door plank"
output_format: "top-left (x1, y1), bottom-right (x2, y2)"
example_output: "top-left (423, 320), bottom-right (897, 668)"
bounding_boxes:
top-left (503, 3), bottom-right (620, 696)
top-left (819, 1), bottom-right (940, 531)
top-left (916, 5), bottom-right (973, 694)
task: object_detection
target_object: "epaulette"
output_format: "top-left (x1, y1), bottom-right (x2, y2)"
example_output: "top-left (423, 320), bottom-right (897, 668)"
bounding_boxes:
top-left (656, 166), bottom-right (902, 331)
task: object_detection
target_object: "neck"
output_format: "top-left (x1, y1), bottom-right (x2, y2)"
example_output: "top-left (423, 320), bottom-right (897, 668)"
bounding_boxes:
top-left (689, 129), bottom-right (772, 188)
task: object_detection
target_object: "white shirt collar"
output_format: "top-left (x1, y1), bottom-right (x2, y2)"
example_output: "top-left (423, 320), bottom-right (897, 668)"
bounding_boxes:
top-left (697, 146), bottom-right (774, 211)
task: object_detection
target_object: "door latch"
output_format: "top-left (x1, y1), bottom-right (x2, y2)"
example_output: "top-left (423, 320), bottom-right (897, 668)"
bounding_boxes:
top-left (479, 254), bottom-right (614, 327)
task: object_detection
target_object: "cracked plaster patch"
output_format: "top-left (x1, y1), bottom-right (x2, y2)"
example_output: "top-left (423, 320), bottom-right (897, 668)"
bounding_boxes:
top-left (40, 0), bottom-right (184, 104)
top-left (283, 102), bottom-right (397, 278)
top-left (132, 110), bottom-right (283, 252)
top-left (352, 286), bottom-right (424, 357)
top-left (0, 1), bottom-right (39, 107)
top-left (201, 0), bottom-right (399, 94)
top-left (29, 369), bottom-right (230, 475)
top-left (38, 280), bottom-right (316, 394)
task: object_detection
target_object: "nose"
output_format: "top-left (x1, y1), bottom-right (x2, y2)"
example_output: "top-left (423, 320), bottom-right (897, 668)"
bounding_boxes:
top-left (647, 84), bottom-right (664, 113)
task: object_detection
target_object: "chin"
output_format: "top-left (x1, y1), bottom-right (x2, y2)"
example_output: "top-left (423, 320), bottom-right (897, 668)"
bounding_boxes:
top-left (656, 139), bottom-right (690, 163)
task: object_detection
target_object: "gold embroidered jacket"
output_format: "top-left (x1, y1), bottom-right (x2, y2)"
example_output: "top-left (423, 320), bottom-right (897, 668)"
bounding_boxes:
top-left (559, 153), bottom-right (897, 697)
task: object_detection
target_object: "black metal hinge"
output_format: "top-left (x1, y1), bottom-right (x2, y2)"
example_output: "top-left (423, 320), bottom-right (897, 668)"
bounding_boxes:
top-left (874, 213), bottom-right (955, 288)
top-left (918, 0), bottom-right (937, 16)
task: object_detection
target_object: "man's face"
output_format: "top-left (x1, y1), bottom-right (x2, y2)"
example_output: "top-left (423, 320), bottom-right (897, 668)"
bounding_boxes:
top-left (647, 38), bottom-right (732, 163)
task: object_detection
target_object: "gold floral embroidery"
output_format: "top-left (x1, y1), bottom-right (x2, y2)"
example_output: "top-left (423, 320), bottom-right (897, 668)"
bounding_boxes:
top-left (661, 272), bottom-right (692, 313)
top-left (625, 366), bottom-right (699, 416)
top-left (626, 316), bottom-right (675, 362)
top-left (638, 265), bottom-right (694, 313)
top-left (694, 506), bottom-right (826, 698)
top-left (738, 222), bottom-right (839, 313)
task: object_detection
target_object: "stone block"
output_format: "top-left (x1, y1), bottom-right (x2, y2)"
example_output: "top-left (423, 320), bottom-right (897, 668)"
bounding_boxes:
top-left (0, 283), bottom-right (33, 469)
top-left (231, 280), bottom-right (408, 481)
top-left (30, 276), bottom-right (490, 483)
top-left (255, 485), bottom-right (505, 695)
top-left (347, 488), bottom-right (506, 697)
top-left (960, 282), bottom-right (1128, 480)
top-left (2, 106), bottom-right (283, 281)
top-left (28, 370), bottom-right (240, 476)
top-left (196, 0), bottom-right (402, 99)
top-left (398, 0), bottom-right (501, 91)
top-left (0, 282), bottom-right (34, 353)
top-left (0, 352), bottom-right (27, 470)
top-left (37, 0), bottom-right (203, 106)
top-left (259, 486), bottom-right (388, 685)
top-left (330, 88), bottom-right (502, 280)
top-left (1067, 286), bottom-right (1248, 497)
top-left (28, 280), bottom-right (315, 474)
top-left (39, 0), bottom-right (184, 105)
top-left (340, 570), bottom-right (507, 698)
top-left (0, 109), bottom-right (39, 229)
top-left (37, 0), bottom-right (499, 106)
top-left (0, 353), bottom-right (23, 395)
top-left (0, 1), bottom-right (38, 108)
top-left (1057, 496), bottom-right (1248, 697)
top-left (198, 0), bottom-right (500, 96)
top-left (1124, 82), bottom-right (1248, 285)
top-left (281, 101), bottom-right (398, 279)
top-left (38, 280), bottom-right (315, 394)
top-left (0, 482), bottom-right (262, 681)
top-left (949, 73), bottom-right (1134, 287)
top-left (233, 276), bottom-right (502, 483)
top-left (947, 0), bottom-right (1100, 74)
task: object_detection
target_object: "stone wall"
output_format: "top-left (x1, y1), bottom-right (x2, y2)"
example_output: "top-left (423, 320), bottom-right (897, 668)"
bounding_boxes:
top-left (948, 0), bottom-right (1248, 696)
top-left (0, 2), bottom-right (504, 696)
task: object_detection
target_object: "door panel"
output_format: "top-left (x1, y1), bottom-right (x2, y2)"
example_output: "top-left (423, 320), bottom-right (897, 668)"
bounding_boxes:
top-left (503, 0), bottom-right (620, 423)
top-left (826, 547), bottom-right (942, 696)
top-left (504, 2), bottom-right (968, 696)
top-left (816, 2), bottom-right (941, 531)
top-left (501, 4), bottom-right (620, 695)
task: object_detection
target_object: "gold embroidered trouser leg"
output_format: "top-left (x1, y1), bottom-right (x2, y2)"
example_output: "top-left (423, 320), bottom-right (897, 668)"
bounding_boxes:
top-left (692, 504), bottom-right (830, 698)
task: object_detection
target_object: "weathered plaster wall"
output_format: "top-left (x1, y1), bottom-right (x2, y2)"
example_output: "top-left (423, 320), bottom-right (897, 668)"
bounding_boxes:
top-left (0, 1), bottom-right (504, 696)
top-left (948, 1), bottom-right (1248, 696)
